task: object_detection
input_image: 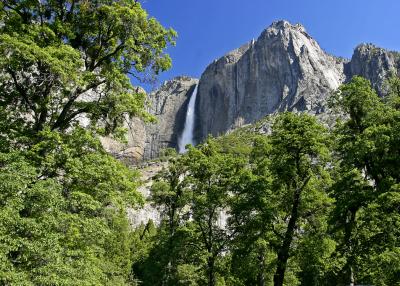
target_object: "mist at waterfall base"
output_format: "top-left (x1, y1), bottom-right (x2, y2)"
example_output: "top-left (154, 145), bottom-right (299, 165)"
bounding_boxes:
top-left (178, 85), bottom-right (198, 153)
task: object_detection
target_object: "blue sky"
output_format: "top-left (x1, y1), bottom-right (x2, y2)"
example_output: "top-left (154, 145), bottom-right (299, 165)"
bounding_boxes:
top-left (140, 0), bottom-right (400, 91)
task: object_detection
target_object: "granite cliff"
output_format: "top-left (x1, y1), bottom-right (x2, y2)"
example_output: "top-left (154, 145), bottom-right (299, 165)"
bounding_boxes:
top-left (196, 21), bottom-right (345, 141)
top-left (195, 20), bottom-right (399, 141)
top-left (349, 43), bottom-right (400, 95)
top-left (120, 20), bottom-right (400, 228)
top-left (102, 76), bottom-right (198, 164)
top-left (105, 20), bottom-right (400, 163)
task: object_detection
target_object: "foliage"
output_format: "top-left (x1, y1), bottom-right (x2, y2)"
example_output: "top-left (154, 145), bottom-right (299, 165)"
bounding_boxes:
top-left (133, 139), bottom-right (248, 286)
top-left (134, 76), bottom-right (400, 286)
top-left (0, 134), bottom-right (142, 285)
top-left (327, 76), bottom-right (400, 285)
top-left (0, 1), bottom-right (174, 284)
top-left (0, 0), bottom-right (176, 144)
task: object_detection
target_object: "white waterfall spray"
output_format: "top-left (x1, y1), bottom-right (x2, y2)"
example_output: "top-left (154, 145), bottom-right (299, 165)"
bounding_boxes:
top-left (178, 84), bottom-right (198, 153)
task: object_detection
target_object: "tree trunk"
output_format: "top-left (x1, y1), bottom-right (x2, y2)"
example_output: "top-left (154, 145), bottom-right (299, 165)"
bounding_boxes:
top-left (349, 265), bottom-right (355, 286)
top-left (344, 209), bottom-right (357, 286)
top-left (257, 251), bottom-right (266, 286)
top-left (207, 256), bottom-right (216, 286)
top-left (273, 188), bottom-right (302, 286)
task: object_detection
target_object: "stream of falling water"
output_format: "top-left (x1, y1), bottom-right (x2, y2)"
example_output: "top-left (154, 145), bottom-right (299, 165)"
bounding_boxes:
top-left (178, 85), bottom-right (198, 153)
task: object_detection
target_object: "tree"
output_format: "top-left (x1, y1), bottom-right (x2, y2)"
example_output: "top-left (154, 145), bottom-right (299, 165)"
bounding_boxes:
top-left (228, 135), bottom-right (276, 286)
top-left (146, 151), bottom-right (192, 285)
top-left (269, 112), bottom-right (331, 286)
top-left (151, 151), bottom-right (190, 239)
top-left (0, 130), bottom-right (143, 285)
top-left (145, 139), bottom-right (248, 286)
top-left (328, 76), bottom-right (400, 285)
top-left (182, 141), bottom-right (248, 286)
top-left (0, 2), bottom-right (175, 283)
top-left (0, 0), bottom-right (176, 143)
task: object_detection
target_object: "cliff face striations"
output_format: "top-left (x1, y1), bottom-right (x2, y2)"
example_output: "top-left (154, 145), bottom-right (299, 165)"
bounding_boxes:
top-left (194, 21), bottom-right (400, 142)
top-left (143, 76), bottom-right (199, 159)
top-left (105, 21), bottom-right (400, 163)
top-left (348, 43), bottom-right (400, 95)
top-left (196, 20), bottom-right (347, 141)
top-left (102, 77), bottom-right (198, 163)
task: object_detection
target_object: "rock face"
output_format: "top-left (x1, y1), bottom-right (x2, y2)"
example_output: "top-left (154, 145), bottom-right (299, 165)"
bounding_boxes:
top-left (100, 86), bottom-right (148, 165)
top-left (127, 161), bottom-right (167, 228)
top-left (144, 76), bottom-right (199, 159)
top-left (106, 21), bottom-right (400, 164)
top-left (195, 20), bottom-right (347, 141)
top-left (347, 44), bottom-right (400, 95)
top-left (192, 21), bottom-right (400, 142)
top-left (101, 77), bottom-right (198, 163)
top-left (101, 116), bottom-right (148, 165)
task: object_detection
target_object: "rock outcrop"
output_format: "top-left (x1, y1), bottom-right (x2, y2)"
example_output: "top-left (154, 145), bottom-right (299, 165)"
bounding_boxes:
top-left (127, 161), bottom-right (167, 228)
top-left (195, 20), bottom-right (347, 141)
top-left (100, 86), bottom-right (148, 165)
top-left (102, 76), bottom-right (198, 163)
top-left (347, 44), bottom-right (400, 95)
top-left (144, 76), bottom-right (198, 159)
top-left (106, 21), bottom-right (400, 164)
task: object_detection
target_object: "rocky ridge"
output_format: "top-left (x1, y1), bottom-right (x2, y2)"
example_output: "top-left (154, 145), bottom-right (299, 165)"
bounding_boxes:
top-left (349, 43), bottom-right (400, 95)
top-left (104, 20), bottom-right (400, 163)
top-left (196, 21), bottom-right (347, 141)
top-left (120, 20), bottom-right (400, 229)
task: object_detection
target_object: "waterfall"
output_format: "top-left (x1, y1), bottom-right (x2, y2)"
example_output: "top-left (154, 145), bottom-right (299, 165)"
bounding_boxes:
top-left (178, 84), bottom-right (198, 153)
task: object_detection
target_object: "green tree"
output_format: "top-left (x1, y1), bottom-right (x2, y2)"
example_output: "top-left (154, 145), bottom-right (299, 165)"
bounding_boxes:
top-left (228, 136), bottom-right (276, 286)
top-left (0, 131), bottom-right (143, 285)
top-left (329, 76), bottom-right (400, 285)
top-left (0, 1), bottom-right (175, 284)
top-left (145, 139), bottom-right (248, 286)
top-left (182, 141), bottom-right (247, 286)
top-left (0, 0), bottom-right (176, 143)
top-left (269, 112), bottom-right (331, 286)
top-left (149, 152), bottom-right (191, 285)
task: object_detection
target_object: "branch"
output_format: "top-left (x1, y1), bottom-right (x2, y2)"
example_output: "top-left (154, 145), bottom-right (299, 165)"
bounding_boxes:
top-left (51, 79), bottom-right (106, 130)
top-left (3, 4), bottom-right (28, 22)
top-left (197, 220), bottom-right (211, 251)
top-left (92, 43), bottom-right (125, 70)
top-left (127, 71), bottom-right (146, 83)
top-left (59, 106), bottom-right (90, 129)
top-left (185, 241), bottom-right (204, 252)
top-left (296, 175), bottom-right (312, 194)
top-left (7, 68), bottom-right (36, 112)
top-left (34, 82), bottom-right (54, 132)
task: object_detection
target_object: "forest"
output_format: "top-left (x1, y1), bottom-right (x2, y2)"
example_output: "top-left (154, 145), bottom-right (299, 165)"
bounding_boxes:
top-left (0, 1), bottom-right (399, 286)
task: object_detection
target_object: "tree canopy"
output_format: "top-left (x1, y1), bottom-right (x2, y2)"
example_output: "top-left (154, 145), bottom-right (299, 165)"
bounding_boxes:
top-left (0, 1), bottom-right (175, 285)
top-left (1, 2), bottom-right (399, 285)
top-left (131, 76), bottom-right (400, 286)
top-left (0, 0), bottom-right (176, 144)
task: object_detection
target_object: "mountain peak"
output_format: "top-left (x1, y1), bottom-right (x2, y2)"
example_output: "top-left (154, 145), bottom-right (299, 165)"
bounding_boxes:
top-left (268, 20), bottom-right (306, 33)
top-left (354, 43), bottom-right (400, 58)
top-left (258, 20), bottom-right (311, 44)
top-left (120, 20), bottom-right (400, 162)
